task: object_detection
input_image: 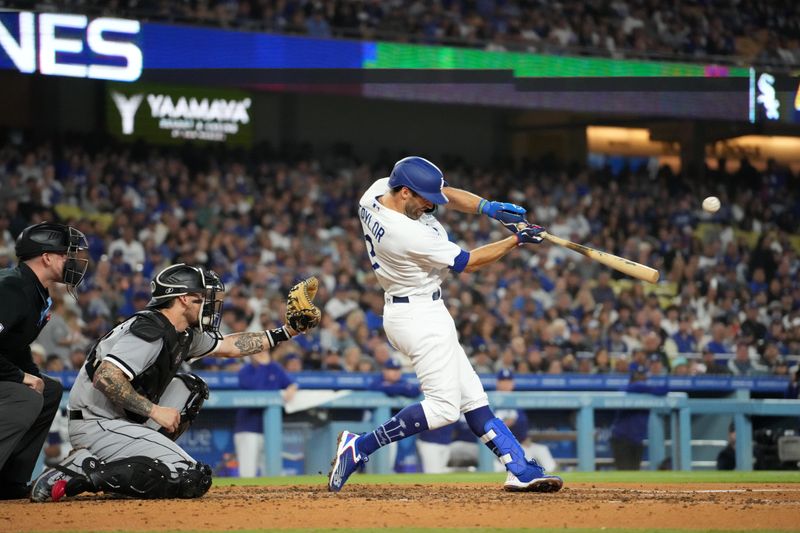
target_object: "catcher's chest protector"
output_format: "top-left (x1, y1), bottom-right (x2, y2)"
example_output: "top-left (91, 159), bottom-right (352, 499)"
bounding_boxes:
top-left (125, 311), bottom-right (193, 422)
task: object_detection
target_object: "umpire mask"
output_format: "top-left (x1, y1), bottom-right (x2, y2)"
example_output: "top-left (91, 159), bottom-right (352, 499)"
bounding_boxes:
top-left (148, 264), bottom-right (226, 339)
top-left (15, 223), bottom-right (89, 299)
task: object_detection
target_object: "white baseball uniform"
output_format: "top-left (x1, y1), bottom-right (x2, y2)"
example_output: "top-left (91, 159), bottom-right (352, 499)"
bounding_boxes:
top-left (358, 178), bottom-right (488, 429)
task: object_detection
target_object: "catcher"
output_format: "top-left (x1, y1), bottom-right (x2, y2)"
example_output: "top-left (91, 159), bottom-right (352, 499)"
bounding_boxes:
top-left (30, 264), bottom-right (320, 502)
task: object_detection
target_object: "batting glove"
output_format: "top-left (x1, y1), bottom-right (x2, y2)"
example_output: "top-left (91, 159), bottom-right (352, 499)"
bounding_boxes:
top-left (478, 199), bottom-right (527, 230)
top-left (515, 223), bottom-right (545, 245)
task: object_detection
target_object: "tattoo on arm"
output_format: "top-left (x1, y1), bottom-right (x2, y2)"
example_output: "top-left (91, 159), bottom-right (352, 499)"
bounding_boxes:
top-left (93, 361), bottom-right (153, 418)
top-left (232, 332), bottom-right (268, 356)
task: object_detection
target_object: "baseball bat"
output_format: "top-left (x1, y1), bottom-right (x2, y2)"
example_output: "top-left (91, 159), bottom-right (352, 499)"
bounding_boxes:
top-left (520, 224), bottom-right (659, 284)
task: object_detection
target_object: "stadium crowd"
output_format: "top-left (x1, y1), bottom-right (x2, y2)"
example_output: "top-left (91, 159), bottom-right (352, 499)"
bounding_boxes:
top-left (9, 0), bottom-right (800, 66)
top-left (0, 136), bottom-right (799, 381)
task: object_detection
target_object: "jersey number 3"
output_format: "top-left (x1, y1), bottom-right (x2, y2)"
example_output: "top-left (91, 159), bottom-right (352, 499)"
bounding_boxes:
top-left (364, 235), bottom-right (380, 270)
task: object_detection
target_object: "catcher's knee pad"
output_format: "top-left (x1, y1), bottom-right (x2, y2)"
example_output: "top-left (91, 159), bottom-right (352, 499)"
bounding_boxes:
top-left (82, 456), bottom-right (212, 499)
top-left (176, 462), bottom-right (213, 498)
top-left (146, 373), bottom-right (209, 441)
top-left (480, 417), bottom-right (527, 477)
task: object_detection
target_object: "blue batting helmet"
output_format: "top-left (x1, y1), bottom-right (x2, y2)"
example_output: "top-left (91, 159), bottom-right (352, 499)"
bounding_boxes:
top-left (388, 156), bottom-right (449, 205)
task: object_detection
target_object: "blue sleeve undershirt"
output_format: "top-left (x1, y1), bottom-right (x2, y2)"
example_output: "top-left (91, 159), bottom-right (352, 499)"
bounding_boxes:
top-left (450, 249), bottom-right (470, 273)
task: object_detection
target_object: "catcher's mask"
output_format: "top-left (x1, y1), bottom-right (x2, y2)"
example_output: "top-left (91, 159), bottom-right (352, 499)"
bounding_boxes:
top-left (15, 222), bottom-right (89, 299)
top-left (147, 263), bottom-right (225, 339)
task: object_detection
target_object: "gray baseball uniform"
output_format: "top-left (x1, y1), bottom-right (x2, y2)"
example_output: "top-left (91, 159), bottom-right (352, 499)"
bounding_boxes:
top-left (65, 315), bottom-right (218, 475)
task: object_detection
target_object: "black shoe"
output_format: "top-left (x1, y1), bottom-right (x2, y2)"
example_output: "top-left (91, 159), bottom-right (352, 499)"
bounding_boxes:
top-left (0, 482), bottom-right (30, 500)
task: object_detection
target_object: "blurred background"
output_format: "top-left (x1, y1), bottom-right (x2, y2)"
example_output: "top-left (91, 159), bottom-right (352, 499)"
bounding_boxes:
top-left (0, 0), bottom-right (798, 477)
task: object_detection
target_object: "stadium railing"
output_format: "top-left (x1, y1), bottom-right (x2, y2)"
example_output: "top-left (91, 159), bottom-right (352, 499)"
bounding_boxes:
top-left (197, 389), bottom-right (799, 475)
top-left (56, 388), bottom-right (799, 476)
top-left (50, 371), bottom-right (793, 394)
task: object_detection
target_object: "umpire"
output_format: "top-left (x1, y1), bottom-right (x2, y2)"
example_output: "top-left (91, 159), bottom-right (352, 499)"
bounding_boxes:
top-left (0, 222), bottom-right (88, 499)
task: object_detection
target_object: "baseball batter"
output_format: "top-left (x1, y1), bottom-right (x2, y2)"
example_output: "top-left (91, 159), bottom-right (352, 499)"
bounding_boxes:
top-left (328, 156), bottom-right (563, 492)
top-left (30, 264), bottom-right (320, 502)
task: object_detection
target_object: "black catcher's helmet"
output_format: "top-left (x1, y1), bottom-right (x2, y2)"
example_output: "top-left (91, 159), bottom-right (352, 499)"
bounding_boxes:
top-left (147, 264), bottom-right (225, 339)
top-left (15, 222), bottom-right (89, 298)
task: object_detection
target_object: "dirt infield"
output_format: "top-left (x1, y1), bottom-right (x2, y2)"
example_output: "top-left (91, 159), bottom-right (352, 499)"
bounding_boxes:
top-left (3, 482), bottom-right (799, 531)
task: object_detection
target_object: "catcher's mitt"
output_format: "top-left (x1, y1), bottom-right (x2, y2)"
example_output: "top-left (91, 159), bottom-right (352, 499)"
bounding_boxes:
top-left (285, 277), bottom-right (322, 333)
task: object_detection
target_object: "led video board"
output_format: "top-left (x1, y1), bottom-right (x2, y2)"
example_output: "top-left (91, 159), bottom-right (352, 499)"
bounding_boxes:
top-left (106, 82), bottom-right (253, 145)
top-left (0, 9), bottom-right (766, 121)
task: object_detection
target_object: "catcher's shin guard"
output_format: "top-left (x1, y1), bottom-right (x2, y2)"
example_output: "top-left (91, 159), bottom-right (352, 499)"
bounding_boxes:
top-left (175, 462), bottom-right (213, 498)
top-left (82, 456), bottom-right (212, 499)
top-left (480, 417), bottom-right (529, 477)
top-left (145, 372), bottom-right (209, 441)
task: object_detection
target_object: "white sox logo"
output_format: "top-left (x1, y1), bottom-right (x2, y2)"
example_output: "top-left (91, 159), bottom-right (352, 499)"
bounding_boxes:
top-left (757, 73), bottom-right (780, 120)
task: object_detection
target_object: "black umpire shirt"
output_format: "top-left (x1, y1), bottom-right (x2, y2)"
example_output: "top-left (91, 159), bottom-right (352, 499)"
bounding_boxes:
top-left (0, 263), bottom-right (52, 382)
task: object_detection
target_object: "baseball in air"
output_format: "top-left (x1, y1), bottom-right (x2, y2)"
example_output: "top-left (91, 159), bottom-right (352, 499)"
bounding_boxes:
top-left (702, 196), bottom-right (721, 213)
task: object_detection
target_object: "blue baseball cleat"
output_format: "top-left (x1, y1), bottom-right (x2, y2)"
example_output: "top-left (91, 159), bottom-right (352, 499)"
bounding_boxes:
top-left (503, 460), bottom-right (563, 493)
top-left (328, 430), bottom-right (368, 492)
